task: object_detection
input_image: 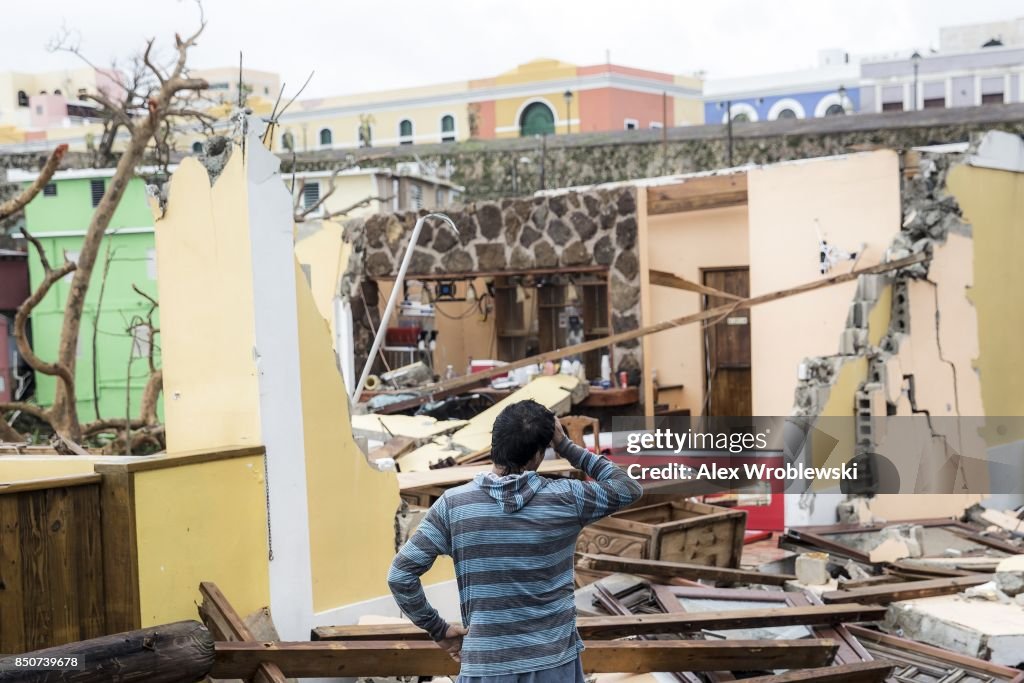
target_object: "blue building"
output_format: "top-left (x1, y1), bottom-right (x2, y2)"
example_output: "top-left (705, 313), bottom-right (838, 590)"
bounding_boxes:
top-left (703, 51), bottom-right (861, 123)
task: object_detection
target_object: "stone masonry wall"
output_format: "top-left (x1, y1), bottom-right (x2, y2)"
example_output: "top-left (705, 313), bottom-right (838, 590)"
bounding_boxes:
top-left (341, 186), bottom-right (641, 380)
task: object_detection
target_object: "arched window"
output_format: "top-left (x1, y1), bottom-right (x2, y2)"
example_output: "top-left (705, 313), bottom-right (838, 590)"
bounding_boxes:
top-left (825, 104), bottom-right (846, 116)
top-left (54, 89), bottom-right (62, 96)
top-left (319, 128), bottom-right (333, 147)
top-left (732, 113), bottom-right (750, 123)
top-left (399, 119), bottom-right (413, 145)
top-left (281, 131), bottom-right (294, 151)
top-left (776, 109), bottom-right (797, 119)
top-left (440, 114), bottom-right (455, 142)
top-left (518, 102), bottom-right (554, 137)
top-left (17, 90), bottom-right (29, 107)
top-left (191, 141), bottom-right (203, 153)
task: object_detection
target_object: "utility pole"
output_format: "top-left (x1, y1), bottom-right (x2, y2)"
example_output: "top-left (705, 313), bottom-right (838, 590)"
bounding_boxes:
top-left (911, 51), bottom-right (922, 111)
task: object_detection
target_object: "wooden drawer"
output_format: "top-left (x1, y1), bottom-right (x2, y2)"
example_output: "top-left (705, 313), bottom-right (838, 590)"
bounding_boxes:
top-left (577, 499), bottom-right (746, 568)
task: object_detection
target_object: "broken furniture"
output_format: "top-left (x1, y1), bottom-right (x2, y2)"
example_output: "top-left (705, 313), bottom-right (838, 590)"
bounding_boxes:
top-left (561, 415), bottom-right (601, 450)
top-left (576, 499), bottom-right (746, 568)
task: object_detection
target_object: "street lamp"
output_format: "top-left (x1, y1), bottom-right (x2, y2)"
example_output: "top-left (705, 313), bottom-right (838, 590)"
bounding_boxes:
top-left (717, 100), bottom-right (734, 167)
top-left (911, 51), bottom-right (922, 111)
top-left (838, 85), bottom-right (848, 113)
top-left (563, 90), bottom-right (573, 135)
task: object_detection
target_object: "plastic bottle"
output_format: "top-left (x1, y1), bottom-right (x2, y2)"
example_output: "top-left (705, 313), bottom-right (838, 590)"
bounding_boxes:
top-left (600, 354), bottom-right (611, 382)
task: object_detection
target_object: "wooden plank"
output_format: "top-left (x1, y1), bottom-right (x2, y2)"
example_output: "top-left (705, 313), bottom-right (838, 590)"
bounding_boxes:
top-left (650, 270), bottom-right (744, 300)
top-left (0, 494), bottom-right (25, 653)
top-left (19, 488), bottom-right (50, 650)
top-left (0, 620), bottom-right (215, 683)
top-left (577, 553), bottom-right (796, 586)
top-left (821, 575), bottom-right (990, 605)
top-left (94, 445), bottom-right (265, 474)
top-left (646, 174), bottom-right (749, 215)
top-left (579, 386), bottom-right (639, 407)
top-left (212, 639), bottom-right (838, 678)
top-left (99, 471), bottom-right (140, 632)
top-left (43, 486), bottom-right (77, 647)
top-left (0, 474), bottom-right (102, 495)
top-left (71, 485), bottom-right (105, 640)
top-left (367, 436), bottom-right (417, 462)
top-left (400, 253), bottom-right (929, 401)
top-left (738, 661), bottom-right (895, 683)
top-left (198, 582), bottom-right (286, 683)
top-left (398, 459), bottom-right (575, 491)
top-left (312, 604), bottom-right (886, 641)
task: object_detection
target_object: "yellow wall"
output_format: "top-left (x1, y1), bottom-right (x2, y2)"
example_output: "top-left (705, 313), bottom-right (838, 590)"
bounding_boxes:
top-left (747, 151), bottom-right (902, 415)
top-left (153, 156), bottom-right (263, 452)
top-left (947, 163), bottom-right (1024, 424)
top-left (133, 455), bottom-right (270, 626)
top-left (294, 261), bottom-right (453, 612)
top-left (643, 204), bottom-right (749, 415)
top-left (0, 457), bottom-right (97, 482)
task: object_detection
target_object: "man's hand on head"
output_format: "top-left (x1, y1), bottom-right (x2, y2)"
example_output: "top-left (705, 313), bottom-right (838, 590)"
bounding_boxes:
top-left (551, 415), bottom-right (566, 448)
top-left (439, 624), bottom-right (468, 663)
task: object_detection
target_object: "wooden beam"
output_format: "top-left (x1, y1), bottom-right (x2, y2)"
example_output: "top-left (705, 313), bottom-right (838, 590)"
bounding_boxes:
top-left (393, 252), bottom-right (928, 403)
top-left (198, 582), bottom-right (286, 683)
top-left (374, 265), bottom-right (609, 281)
top-left (649, 270), bottom-right (744, 300)
top-left (739, 661), bottom-right (896, 683)
top-left (646, 174), bottom-right (748, 215)
top-left (821, 575), bottom-right (990, 605)
top-left (312, 605), bottom-right (885, 642)
top-left (577, 553), bottom-right (796, 586)
top-left (212, 639), bottom-right (838, 678)
top-left (0, 620), bottom-right (214, 683)
top-left (0, 474), bottom-right (102, 495)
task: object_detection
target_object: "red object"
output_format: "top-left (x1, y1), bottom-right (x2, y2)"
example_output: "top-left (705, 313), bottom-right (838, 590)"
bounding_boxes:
top-left (470, 359), bottom-right (508, 380)
top-left (385, 326), bottom-right (421, 347)
top-left (618, 371), bottom-right (628, 387)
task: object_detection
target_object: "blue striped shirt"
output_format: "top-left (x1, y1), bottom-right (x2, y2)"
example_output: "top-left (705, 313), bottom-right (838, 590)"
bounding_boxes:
top-left (387, 436), bottom-right (643, 677)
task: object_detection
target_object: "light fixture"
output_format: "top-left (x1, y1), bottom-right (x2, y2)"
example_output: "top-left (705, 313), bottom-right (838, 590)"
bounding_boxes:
top-left (566, 279), bottom-right (579, 302)
top-left (466, 282), bottom-right (477, 303)
top-left (515, 282), bottom-right (526, 304)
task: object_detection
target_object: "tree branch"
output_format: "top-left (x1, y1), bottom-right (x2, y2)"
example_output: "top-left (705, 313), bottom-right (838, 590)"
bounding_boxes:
top-left (0, 145), bottom-right (68, 221)
top-left (298, 195), bottom-right (392, 223)
top-left (0, 401), bottom-right (51, 423)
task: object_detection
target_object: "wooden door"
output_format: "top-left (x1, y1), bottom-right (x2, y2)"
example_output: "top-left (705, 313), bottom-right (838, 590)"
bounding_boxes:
top-left (702, 268), bottom-right (751, 416)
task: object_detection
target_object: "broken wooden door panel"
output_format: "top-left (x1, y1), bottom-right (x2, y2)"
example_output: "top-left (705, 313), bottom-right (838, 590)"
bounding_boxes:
top-left (702, 267), bottom-right (751, 416)
top-left (846, 625), bottom-right (1024, 683)
top-left (650, 585), bottom-right (874, 681)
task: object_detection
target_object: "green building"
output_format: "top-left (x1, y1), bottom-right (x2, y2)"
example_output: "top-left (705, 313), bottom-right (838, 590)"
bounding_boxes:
top-left (12, 168), bottom-right (162, 423)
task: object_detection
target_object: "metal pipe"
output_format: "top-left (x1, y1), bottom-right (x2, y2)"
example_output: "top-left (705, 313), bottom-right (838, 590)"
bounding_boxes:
top-left (351, 212), bottom-right (458, 403)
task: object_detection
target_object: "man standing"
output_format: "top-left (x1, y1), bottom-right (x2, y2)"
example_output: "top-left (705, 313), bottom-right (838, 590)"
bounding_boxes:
top-left (387, 399), bottom-right (643, 682)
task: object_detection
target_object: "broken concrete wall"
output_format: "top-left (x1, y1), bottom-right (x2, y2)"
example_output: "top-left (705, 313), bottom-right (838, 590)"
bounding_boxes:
top-left (787, 133), bottom-right (1024, 516)
top-left (342, 187), bottom-right (641, 379)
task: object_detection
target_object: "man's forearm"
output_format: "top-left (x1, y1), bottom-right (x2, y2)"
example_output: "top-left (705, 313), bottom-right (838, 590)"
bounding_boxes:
top-left (555, 435), bottom-right (618, 480)
top-left (387, 569), bottom-right (451, 641)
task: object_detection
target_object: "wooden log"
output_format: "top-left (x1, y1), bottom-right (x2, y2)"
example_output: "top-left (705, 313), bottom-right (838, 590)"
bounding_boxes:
top-left (395, 253), bottom-right (928, 405)
top-left (577, 552), bottom-right (796, 586)
top-left (650, 270), bottom-right (743, 300)
top-left (821, 575), bottom-right (990, 605)
top-left (312, 604), bottom-right (886, 641)
top-left (738, 661), bottom-right (896, 683)
top-left (213, 639), bottom-right (837, 678)
top-left (197, 582), bottom-right (286, 683)
top-left (0, 620), bottom-right (214, 683)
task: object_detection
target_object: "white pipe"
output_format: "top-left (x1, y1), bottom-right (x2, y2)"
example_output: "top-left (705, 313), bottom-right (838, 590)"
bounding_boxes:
top-left (334, 295), bottom-right (354, 391)
top-left (351, 212), bottom-right (457, 403)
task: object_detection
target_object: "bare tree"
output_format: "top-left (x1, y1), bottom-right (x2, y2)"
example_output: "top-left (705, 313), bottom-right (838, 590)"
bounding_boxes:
top-left (0, 5), bottom-right (210, 448)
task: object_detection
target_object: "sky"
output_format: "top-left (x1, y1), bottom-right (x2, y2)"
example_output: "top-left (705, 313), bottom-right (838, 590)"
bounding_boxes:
top-left (4, 0), bottom-right (1023, 99)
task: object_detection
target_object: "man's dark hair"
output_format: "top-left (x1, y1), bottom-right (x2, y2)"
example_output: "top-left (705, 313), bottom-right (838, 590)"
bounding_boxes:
top-left (491, 400), bottom-right (555, 470)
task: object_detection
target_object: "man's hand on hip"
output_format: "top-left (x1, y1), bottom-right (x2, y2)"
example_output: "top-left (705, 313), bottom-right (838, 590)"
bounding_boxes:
top-left (439, 624), bottom-right (468, 663)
